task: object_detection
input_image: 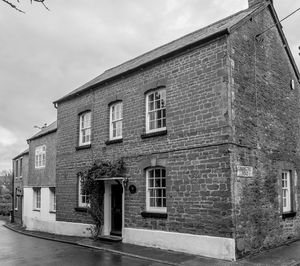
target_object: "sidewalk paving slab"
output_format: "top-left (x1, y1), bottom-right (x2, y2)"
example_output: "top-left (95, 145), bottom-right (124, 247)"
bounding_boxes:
top-left (2, 218), bottom-right (300, 266)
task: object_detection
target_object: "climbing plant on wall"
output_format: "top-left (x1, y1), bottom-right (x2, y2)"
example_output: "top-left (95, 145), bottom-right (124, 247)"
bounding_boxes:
top-left (78, 159), bottom-right (126, 239)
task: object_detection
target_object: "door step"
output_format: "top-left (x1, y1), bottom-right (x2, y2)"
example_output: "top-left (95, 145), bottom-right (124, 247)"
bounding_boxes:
top-left (97, 235), bottom-right (122, 242)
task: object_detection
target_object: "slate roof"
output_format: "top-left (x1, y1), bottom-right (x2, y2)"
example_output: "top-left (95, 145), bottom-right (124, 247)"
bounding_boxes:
top-left (54, 5), bottom-right (262, 104)
top-left (13, 149), bottom-right (29, 160)
top-left (27, 121), bottom-right (57, 141)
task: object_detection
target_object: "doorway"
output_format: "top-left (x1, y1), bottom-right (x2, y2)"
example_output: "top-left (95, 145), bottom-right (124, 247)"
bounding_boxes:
top-left (110, 184), bottom-right (122, 236)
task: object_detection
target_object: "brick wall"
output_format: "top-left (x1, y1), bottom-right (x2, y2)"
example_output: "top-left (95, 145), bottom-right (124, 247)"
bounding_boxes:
top-left (28, 132), bottom-right (56, 187)
top-left (229, 5), bottom-right (300, 257)
top-left (55, 36), bottom-right (235, 238)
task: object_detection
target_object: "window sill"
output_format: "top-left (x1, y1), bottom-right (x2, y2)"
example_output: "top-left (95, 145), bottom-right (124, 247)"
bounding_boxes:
top-left (76, 144), bottom-right (91, 150)
top-left (282, 211), bottom-right (297, 219)
top-left (105, 138), bottom-right (123, 145)
top-left (74, 207), bottom-right (88, 213)
top-left (141, 130), bottom-right (167, 139)
top-left (49, 210), bottom-right (56, 214)
top-left (33, 209), bottom-right (40, 212)
top-left (141, 211), bottom-right (167, 219)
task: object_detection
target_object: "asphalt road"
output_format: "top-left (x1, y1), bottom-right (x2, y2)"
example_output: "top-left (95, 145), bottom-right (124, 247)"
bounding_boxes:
top-left (0, 221), bottom-right (167, 266)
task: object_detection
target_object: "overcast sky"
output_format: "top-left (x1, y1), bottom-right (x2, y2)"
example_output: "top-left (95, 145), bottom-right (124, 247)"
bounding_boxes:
top-left (0, 0), bottom-right (299, 172)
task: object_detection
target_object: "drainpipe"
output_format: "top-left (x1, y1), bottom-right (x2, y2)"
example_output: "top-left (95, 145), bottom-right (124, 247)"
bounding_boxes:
top-left (11, 160), bottom-right (14, 223)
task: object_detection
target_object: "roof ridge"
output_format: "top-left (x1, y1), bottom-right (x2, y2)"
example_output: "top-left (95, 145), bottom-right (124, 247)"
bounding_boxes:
top-left (104, 6), bottom-right (255, 74)
top-left (54, 5), bottom-right (260, 104)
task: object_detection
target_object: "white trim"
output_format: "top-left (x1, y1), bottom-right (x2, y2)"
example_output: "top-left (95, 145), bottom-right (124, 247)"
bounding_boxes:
top-left (123, 228), bottom-right (236, 261)
top-left (78, 176), bottom-right (90, 207)
top-left (282, 170), bottom-right (292, 213)
top-left (33, 187), bottom-right (41, 210)
top-left (145, 88), bottom-right (166, 133)
top-left (79, 111), bottom-right (91, 146)
top-left (109, 102), bottom-right (123, 140)
top-left (146, 168), bottom-right (167, 213)
top-left (35, 145), bottom-right (46, 169)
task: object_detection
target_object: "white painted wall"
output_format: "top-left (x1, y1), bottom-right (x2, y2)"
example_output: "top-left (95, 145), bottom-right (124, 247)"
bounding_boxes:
top-left (23, 187), bottom-right (92, 237)
top-left (123, 228), bottom-right (236, 261)
top-left (23, 187), bottom-right (55, 233)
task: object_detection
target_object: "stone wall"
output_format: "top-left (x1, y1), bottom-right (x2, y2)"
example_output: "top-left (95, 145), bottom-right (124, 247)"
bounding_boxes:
top-left (229, 5), bottom-right (300, 257)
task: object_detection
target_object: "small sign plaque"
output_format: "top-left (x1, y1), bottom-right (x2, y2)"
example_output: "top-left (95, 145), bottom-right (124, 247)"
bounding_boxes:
top-left (237, 166), bottom-right (253, 177)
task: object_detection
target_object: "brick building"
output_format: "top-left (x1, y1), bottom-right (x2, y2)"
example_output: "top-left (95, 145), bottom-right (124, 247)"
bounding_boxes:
top-left (12, 149), bottom-right (29, 225)
top-left (53, 0), bottom-right (300, 260)
top-left (23, 122), bottom-right (57, 232)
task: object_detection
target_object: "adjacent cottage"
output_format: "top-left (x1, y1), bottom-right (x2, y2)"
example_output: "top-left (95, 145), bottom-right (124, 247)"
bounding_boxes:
top-left (23, 122), bottom-right (57, 232)
top-left (12, 149), bottom-right (29, 225)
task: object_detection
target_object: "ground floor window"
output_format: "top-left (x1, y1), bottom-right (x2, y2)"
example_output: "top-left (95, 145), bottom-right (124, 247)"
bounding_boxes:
top-left (282, 170), bottom-right (292, 213)
top-left (33, 188), bottom-right (41, 210)
top-left (146, 168), bottom-right (166, 213)
top-left (15, 188), bottom-right (18, 210)
top-left (49, 187), bottom-right (56, 212)
top-left (78, 177), bottom-right (90, 207)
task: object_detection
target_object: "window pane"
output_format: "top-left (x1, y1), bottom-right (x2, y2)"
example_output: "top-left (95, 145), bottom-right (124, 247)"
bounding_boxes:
top-left (163, 198), bottom-right (166, 207)
top-left (155, 179), bottom-right (161, 188)
top-left (149, 93), bottom-right (154, 102)
top-left (155, 169), bottom-right (160, 177)
top-left (150, 198), bottom-right (155, 207)
top-left (149, 179), bottom-right (154, 188)
top-left (156, 198), bottom-right (162, 207)
top-left (149, 170), bottom-right (154, 178)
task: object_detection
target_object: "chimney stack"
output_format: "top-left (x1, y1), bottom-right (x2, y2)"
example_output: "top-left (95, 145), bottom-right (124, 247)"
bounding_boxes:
top-left (248, 0), bottom-right (273, 8)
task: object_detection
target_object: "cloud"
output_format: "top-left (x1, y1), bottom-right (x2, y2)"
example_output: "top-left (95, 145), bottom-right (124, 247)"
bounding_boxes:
top-left (0, 127), bottom-right (17, 147)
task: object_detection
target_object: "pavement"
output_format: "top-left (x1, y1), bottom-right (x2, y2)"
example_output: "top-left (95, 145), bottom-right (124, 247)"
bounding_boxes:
top-left (2, 218), bottom-right (300, 266)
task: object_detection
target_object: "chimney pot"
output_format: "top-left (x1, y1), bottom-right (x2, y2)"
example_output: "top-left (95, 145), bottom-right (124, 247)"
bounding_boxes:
top-left (248, 0), bottom-right (273, 8)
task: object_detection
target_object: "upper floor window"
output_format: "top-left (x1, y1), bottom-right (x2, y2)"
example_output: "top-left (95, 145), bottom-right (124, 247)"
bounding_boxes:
top-left (282, 170), bottom-right (292, 213)
top-left (19, 158), bottom-right (23, 177)
top-left (78, 177), bottom-right (90, 208)
top-left (15, 160), bottom-right (19, 177)
top-left (110, 102), bottom-right (123, 140)
top-left (79, 111), bottom-right (91, 146)
top-left (146, 88), bottom-right (166, 133)
top-left (35, 145), bottom-right (46, 168)
top-left (146, 168), bottom-right (166, 213)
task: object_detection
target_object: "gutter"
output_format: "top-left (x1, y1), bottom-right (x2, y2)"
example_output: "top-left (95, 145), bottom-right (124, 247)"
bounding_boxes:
top-left (53, 28), bottom-right (230, 105)
top-left (27, 128), bottom-right (57, 142)
top-left (12, 150), bottom-right (29, 161)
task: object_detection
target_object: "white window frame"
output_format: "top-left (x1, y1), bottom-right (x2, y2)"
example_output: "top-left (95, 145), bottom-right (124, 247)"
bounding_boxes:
top-left (109, 102), bottom-right (123, 140)
top-left (78, 177), bottom-right (90, 208)
top-left (49, 187), bottom-right (56, 212)
top-left (35, 145), bottom-right (46, 169)
top-left (15, 188), bottom-right (18, 210)
top-left (146, 168), bottom-right (167, 213)
top-left (282, 170), bottom-right (292, 213)
top-left (19, 157), bottom-right (23, 178)
top-left (33, 188), bottom-right (41, 210)
top-left (15, 160), bottom-right (19, 178)
top-left (79, 111), bottom-right (92, 146)
top-left (145, 88), bottom-right (166, 133)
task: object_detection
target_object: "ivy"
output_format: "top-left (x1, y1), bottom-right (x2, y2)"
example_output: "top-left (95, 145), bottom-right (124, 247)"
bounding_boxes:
top-left (77, 159), bottom-right (125, 239)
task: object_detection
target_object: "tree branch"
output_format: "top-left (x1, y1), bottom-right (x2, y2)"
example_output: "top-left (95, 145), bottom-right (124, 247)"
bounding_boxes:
top-left (1, 0), bottom-right (50, 12)
top-left (2, 0), bottom-right (25, 13)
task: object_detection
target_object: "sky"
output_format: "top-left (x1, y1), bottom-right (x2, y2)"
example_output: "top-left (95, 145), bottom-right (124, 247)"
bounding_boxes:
top-left (0, 0), bottom-right (299, 172)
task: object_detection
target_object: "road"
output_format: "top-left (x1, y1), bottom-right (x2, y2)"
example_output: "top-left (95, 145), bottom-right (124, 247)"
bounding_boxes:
top-left (0, 221), bottom-right (166, 266)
